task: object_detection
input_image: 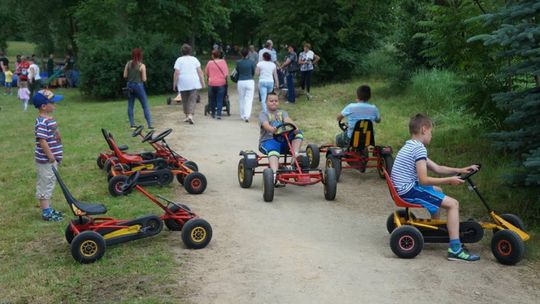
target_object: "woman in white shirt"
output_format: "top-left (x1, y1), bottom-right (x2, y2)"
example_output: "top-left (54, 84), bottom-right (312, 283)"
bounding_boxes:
top-left (172, 44), bottom-right (206, 124)
top-left (28, 58), bottom-right (42, 98)
top-left (255, 52), bottom-right (278, 113)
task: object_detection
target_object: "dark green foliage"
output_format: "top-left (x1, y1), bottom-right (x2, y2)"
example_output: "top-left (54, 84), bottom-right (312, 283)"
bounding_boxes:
top-left (469, 0), bottom-right (540, 187)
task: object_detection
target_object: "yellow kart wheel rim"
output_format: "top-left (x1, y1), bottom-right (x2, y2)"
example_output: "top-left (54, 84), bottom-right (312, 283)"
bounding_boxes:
top-left (326, 159), bottom-right (333, 168)
top-left (306, 149), bottom-right (313, 163)
top-left (80, 240), bottom-right (98, 257)
top-left (239, 163), bottom-right (245, 183)
top-left (191, 227), bottom-right (207, 243)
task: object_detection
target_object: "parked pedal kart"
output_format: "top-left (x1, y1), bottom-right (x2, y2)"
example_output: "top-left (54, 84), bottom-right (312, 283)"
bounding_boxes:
top-left (53, 167), bottom-right (212, 264)
top-left (308, 119), bottom-right (393, 182)
top-left (131, 126), bottom-right (207, 194)
top-left (104, 128), bottom-right (206, 196)
top-left (237, 123), bottom-right (337, 202)
top-left (166, 93), bottom-right (182, 105)
top-left (384, 166), bottom-right (530, 265)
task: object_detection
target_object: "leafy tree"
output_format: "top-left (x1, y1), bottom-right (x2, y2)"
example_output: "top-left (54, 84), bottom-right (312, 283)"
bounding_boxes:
top-left (469, 0), bottom-right (540, 188)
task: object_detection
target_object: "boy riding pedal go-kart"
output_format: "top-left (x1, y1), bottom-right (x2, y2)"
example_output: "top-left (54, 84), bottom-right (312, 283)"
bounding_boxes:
top-left (237, 92), bottom-right (337, 202)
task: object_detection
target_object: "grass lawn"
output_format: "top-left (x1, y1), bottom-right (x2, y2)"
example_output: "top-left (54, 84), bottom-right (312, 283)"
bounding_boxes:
top-left (0, 89), bottom-right (184, 303)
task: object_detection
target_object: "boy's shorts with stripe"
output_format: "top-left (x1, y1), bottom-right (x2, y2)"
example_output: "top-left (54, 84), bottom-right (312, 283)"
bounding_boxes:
top-left (259, 131), bottom-right (303, 157)
top-left (400, 183), bottom-right (445, 215)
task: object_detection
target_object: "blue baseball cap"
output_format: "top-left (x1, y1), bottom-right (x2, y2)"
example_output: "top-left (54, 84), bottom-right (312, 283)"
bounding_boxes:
top-left (33, 89), bottom-right (64, 108)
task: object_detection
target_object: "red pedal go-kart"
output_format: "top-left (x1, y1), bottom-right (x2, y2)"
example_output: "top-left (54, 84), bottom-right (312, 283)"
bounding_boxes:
top-left (101, 128), bottom-right (206, 196)
top-left (307, 119), bottom-right (394, 182)
top-left (237, 123), bottom-right (337, 202)
top-left (53, 167), bottom-right (212, 264)
top-left (384, 166), bottom-right (530, 265)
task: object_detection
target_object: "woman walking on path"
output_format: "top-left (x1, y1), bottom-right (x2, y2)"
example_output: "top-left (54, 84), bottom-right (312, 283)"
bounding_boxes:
top-left (205, 49), bottom-right (229, 120)
top-left (255, 52), bottom-right (278, 113)
top-left (123, 48), bottom-right (153, 129)
top-left (173, 44), bottom-right (205, 124)
top-left (236, 48), bottom-right (256, 122)
top-left (298, 43), bottom-right (320, 100)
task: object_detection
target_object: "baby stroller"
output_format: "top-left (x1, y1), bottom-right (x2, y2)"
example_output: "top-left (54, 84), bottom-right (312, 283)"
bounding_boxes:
top-left (204, 84), bottom-right (231, 117)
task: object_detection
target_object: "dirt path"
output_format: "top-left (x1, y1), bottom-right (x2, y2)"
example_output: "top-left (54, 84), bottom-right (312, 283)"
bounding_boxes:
top-left (153, 88), bottom-right (539, 304)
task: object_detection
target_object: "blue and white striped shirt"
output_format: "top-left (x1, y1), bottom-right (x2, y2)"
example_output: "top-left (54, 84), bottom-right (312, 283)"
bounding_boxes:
top-left (35, 116), bottom-right (63, 163)
top-left (391, 140), bottom-right (427, 195)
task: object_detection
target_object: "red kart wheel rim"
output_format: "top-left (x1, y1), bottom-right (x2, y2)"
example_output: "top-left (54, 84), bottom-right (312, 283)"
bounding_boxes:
top-left (497, 239), bottom-right (512, 256)
top-left (398, 235), bottom-right (415, 251)
top-left (191, 178), bottom-right (201, 189)
top-left (115, 182), bottom-right (124, 193)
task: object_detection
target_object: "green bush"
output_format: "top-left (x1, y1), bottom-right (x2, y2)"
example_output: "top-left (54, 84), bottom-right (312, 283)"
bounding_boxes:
top-left (362, 45), bottom-right (409, 88)
top-left (409, 69), bottom-right (463, 108)
top-left (78, 33), bottom-right (178, 99)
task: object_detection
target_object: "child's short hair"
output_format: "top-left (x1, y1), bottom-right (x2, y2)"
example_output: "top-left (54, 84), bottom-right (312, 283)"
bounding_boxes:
top-left (357, 85), bottom-right (371, 101)
top-left (409, 113), bottom-right (433, 135)
top-left (266, 91), bottom-right (278, 101)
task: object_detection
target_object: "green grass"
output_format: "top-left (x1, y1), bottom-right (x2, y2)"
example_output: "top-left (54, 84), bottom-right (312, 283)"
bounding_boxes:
top-left (4, 41), bottom-right (36, 63)
top-left (0, 89), bottom-right (184, 303)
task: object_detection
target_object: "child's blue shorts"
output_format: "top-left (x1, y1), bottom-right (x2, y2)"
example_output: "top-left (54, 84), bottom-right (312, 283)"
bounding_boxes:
top-left (400, 183), bottom-right (445, 215)
top-left (259, 131), bottom-right (303, 156)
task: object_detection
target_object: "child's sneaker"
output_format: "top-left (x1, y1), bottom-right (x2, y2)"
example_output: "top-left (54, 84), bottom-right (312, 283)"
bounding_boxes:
top-left (51, 209), bottom-right (64, 216)
top-left (448, 247), bottom-right (480, 262)
top-left (42, 212), bottom-right (63, 222)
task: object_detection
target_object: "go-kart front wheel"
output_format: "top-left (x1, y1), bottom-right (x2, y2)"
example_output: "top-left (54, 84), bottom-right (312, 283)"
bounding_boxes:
top-left (181, 218), bottom-right (213, 249)
top-left (96, 156), bottom-right (106, 169)
top-left (184, 172), bottom-right (207, 194)
top-left (491, 229), bottom-right (525, 265)
top-left (104, 157), bottom-right (118, 173)
top-left (263, 168), bottom-right (274, 202)
top-left (71, 231), bottom-right (106, 264)
top-left (177, 161), bottom-right (198, 185)
top-left (326, 156), bottom-right (342, 182)
top-left (238, 158), bottom-right (254, 188)
top-left (324, 168), bottom-right (337, 201)
top-left (109, 175), bottom-right (131, 196)
top-left (306, 144), bottom-right (320, 168)
top-left (390, 225), bottom-right (424, 259)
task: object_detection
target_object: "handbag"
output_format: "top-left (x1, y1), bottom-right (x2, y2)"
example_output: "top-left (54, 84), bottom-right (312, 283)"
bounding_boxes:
top-left (230, 68), bottom-right (239, 83)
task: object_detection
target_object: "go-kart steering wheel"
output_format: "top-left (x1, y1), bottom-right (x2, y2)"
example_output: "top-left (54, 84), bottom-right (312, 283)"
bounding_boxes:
top-left (141, 130), bottom-right (155, 143)
top-left (149, 128), bottom-right (173, 144)
top-left (338, 118), bottom-right (348, 131)
top-left (121, 171), bottom-right (140, 192)
top-left (458, 164), bottom-right (481, 180)
top-left (273, 123), bottom-right (297, 143)
top-left (131, 125), bottom-right (144, 137)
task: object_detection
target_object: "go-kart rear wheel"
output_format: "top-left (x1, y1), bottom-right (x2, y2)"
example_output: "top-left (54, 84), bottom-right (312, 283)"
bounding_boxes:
top-left (324, 168), bottom-right (337, 201)
top-left (181, 218), bottom-right (213, 249)
top-left (104, 157), bottom-right (118, 173)
top-left (71, 231), bottom-right (106, 264)
top-left (143, 216), bottom-right (163, 236)
top-left (164, 204), bottom-right (191, 231)
top-left (184, 161), bottom-right (199, 172)
top-left (386, 210), bottom-right (417, 234)
top-left (491, 229), bottom-right (525, 265)
top-left (109, 175), bottom-right (130, 196)
top-left (306, 144), bottom-right (320, 168)
top-left (459, 221), bottom-right (484, 243)
top-left (263, 168), bottom-right (274, 202)
top-left (495, 214), bottom-right (526, 232)
top-left (65, 218), bottom-right (91, 244)
top-left (96, 156), bottom-right (106, 169)
top-left (177, 161), bottom-right (198, 185)
top-left (378, 154), bottom-right (394, 178)
top-left (326, 156), bottom-right (342, 182)
top-left (238, 158), bottom-right (254, 188)
top-left (158, 170), bottom-right (174, 186)
top-left (184, 172), bottom-right (207, 194)
top-left (390, 225), bottom-right (424, 259)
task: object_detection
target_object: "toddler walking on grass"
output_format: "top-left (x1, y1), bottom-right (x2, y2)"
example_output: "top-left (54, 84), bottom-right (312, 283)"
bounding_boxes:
top-left (33, 89), bottom-right (65, 221)
top-left (18, 81), bottom-right (30, 111)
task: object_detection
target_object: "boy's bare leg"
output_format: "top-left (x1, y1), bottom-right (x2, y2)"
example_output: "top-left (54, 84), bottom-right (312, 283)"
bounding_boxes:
top-left (430, 186), bottom-right (444, 219)
top-left (269, 155), bottom-right (279, 172)
top-left (39, 198), bottom-right (50, 210)
top-left (440, 196), bottom-right (459, 240)
top-left (291, 139), bottom-right (302, 155)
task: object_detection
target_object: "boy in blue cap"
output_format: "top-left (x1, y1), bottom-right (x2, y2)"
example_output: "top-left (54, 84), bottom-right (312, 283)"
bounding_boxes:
top-left (33, 89), bottom-right (64, 221)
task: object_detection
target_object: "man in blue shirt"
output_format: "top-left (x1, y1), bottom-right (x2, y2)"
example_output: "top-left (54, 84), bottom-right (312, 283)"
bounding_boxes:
top-left (335, 85), bottom-right (381, 147)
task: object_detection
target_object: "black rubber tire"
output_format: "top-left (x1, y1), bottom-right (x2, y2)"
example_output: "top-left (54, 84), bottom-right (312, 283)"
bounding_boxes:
top-left (238, 158), bottom-right (254, 188)
top-left (71, 231), bottom-right (106, 264)
top-left (143, 216), bottom-right (163, 236)
top-left (386, 210), bottom-right (417, 234)
top-left (65, 218), bottom-right (91, 244)
top-left (158, 170), bottom-right (174, 186)
top-left (164, 204), bottom-right (191, 231)
top-left (96, 156), bottom-right (105, 169)
top-left (104, 157), bottom-right (118, 173)
top-left (204, 104), bottom-right (209, 116)
top-left (263, 168), bottom-right (274, 202)
top-left (459, 221), bottom-right (484, 243)
top-left (378, 154), bottom-right (394, 179)
top-left (324, 168), bottom-right (337, 201)
top-left (306, 144), bottom-right (320, 168)
top-left (295, 155), bottom-right (310, 170)
top-left (390, 225), bottom-right (424, 259)
top-left (176, 161), bottom-right (198, 185)
top-left (108, 175), bottom-right (130, 196)
top-left (225, 98), bottom-right (231, 116)
top-left (184, 172), bottom-right (207, 194)
top-left (326, 156), bottom-right (342, 182)
top-left (491, 229), bottom-right (525, 265)
top-left (181, 218), bottom-right (213, 249)
top-left (497, 214), bottom-right (526, 232)
top-left (167, 97), bottom-right (172, 105)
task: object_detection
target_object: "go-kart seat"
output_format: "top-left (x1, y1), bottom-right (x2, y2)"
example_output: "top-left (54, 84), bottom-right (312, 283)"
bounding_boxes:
top-left (382, 169), bottom-right (422, 209)
top-left (101, 128), bottom-right (129, 151)
top-left (52, 167), bottom-right (107, 216)
top-left (349, 119), bottom-right (375, 152)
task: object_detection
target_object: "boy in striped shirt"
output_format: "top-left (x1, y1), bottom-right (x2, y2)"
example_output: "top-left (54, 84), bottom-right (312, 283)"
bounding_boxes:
top-left (33, 89), bottom-right (64, 222)
top-left (391, 113), bottom-right (480, 261)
